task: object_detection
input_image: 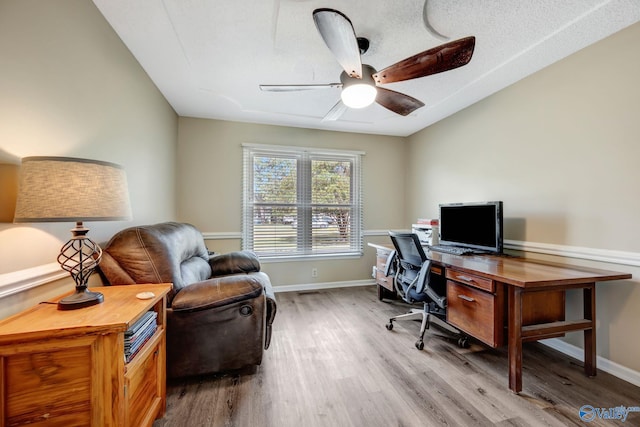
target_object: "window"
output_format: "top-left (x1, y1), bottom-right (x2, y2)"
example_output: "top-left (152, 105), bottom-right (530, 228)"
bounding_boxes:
top-left (242, 144), bottom-right (363, 259)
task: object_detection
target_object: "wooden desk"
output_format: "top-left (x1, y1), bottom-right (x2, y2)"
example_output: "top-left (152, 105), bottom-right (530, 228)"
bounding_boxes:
top-left (368, 243), bottom-right (632, 393)
top-left (0, 283), bottom-right (172, 426)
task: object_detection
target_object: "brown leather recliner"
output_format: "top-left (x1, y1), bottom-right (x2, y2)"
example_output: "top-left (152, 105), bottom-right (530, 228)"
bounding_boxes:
top-left (98, 222), bottom-right (276, 378)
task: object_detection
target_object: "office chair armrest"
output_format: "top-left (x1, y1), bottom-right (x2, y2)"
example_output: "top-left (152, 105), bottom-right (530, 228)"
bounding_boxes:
top-left (416, 260), bottom-right (447, 308)
top-left (425, 287), bottom-right (447, 309)
top-left (415, 261), bottom-right (431, 294)
top-left (383, 250), bottom-right (397, 277)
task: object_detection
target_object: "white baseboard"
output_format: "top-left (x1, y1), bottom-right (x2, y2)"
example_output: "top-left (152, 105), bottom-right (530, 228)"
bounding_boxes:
top-left (273, 279), bottom-right (375, 293)
top-left (540, 338), bottom-right (640, 388)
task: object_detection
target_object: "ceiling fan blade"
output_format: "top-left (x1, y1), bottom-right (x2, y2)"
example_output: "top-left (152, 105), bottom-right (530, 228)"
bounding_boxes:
top-left (313, 9), bottom-right (362, 78)
top-left (260, 83), bottom-right (341, 92)
top-left (322, 100), bottom-right (348, 122)
top-left (375, 87), bottom-right (425, 116)
top-left (373, 36), bottom-right (475, 85)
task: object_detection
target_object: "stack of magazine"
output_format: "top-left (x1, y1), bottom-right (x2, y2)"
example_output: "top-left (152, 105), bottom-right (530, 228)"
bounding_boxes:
top-left (124, 311), bottom-right (158, 363)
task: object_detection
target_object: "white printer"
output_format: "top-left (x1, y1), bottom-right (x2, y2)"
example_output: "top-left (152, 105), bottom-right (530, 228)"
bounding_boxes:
top-left (411, 221), bottom-right (439, 246)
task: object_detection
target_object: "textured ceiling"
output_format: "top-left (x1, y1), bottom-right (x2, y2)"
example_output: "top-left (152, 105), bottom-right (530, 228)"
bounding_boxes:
top-left (93, 0), bottom-right (640, 137)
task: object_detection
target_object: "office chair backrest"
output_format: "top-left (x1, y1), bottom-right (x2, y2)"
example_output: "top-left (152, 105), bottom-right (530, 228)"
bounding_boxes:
top-left (389, 232), bottom-right (427, 270)
top-left (389, 231), bottom-right (446, 308)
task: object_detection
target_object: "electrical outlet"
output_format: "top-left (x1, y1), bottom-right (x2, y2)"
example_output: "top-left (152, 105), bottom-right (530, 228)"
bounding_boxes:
top-left (311, 268), bottom-right (318, 278)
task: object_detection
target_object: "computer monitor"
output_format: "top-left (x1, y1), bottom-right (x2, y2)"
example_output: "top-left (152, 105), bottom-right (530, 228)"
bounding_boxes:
top-left (439, 201), bottom-right (503, 253)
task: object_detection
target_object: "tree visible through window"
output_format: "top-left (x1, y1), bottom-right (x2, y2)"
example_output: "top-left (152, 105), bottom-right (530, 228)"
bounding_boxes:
top-left (243, 145), bottom-right (363, 258)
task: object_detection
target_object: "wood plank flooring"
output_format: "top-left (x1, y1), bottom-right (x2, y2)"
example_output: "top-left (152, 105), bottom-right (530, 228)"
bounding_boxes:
top-left (153, 286), bottom-right (640, 427)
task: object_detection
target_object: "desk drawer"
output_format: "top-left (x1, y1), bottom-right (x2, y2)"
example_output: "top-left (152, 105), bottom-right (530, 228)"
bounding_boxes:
top-left (447, 281), bottom-right (503, 347)
top-left (375, 268), bottom-right (394, 291)
top-left (375, 254), bottom-right (394, 291)
top-left (446, 269), bottom-right (494, 292)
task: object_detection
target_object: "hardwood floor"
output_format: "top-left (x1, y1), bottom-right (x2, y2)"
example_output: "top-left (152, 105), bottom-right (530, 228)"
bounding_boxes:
top-left (154, 286), bottom-right (640, 427)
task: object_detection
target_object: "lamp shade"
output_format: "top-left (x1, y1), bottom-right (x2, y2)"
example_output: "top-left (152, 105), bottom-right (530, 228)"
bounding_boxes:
top-left (14, 156), bottom-right (132, 223)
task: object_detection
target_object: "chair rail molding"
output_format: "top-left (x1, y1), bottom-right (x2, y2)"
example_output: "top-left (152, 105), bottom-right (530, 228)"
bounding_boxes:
top-left (202, 231), bottom-right (242, 240)
top-left (364, 229), bottom-right (396, 237)
top-left (0, 263), bottom-right (67, 299)
top-left (3, 239), bottom-right (635, 296)
top-left (504, 240), bottom-right (640, 268)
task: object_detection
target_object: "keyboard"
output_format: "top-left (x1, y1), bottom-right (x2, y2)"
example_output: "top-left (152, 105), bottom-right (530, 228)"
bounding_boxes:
top-left (428, 245), bottom-right (476, 256)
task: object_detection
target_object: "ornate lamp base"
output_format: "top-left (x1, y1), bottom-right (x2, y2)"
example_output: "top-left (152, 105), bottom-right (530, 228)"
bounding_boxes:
top-left (58, 288), bottom-right (104, 310)
top-left (57, 221), bottom-right (105, 311)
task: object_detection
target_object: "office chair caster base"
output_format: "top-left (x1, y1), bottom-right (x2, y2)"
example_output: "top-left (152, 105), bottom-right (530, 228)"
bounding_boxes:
top-left (386, 322), bottom-right (394, 331)
top-left (415, 340), bottom-right (424, 350)
top-left (457, 337), bottom-right (470, 348)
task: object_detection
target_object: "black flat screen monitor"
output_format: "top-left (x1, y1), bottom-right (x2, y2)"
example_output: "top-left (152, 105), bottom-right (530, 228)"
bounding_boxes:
top-left (439, 201), bottom-right (503, 253)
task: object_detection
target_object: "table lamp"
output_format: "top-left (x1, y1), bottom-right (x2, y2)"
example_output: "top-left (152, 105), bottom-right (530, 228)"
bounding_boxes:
top-left (13, 156), bottom-right (132, 310)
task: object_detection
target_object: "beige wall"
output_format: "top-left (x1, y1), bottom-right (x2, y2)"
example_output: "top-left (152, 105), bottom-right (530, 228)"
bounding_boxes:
top-left (406, 23), bottom-right (640, 371)
top-left (0, 0), bottom-right (178, 318)
top-left (1, 0), bottom-right (637, 378)
top-left (177, 118), bottom-right (405, 288)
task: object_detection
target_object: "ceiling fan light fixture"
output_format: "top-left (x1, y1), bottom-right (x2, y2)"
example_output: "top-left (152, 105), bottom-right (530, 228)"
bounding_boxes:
top-left (340, 65), bottom-right (378, 109)
top-left (341, 83), bottom-right (377, 108)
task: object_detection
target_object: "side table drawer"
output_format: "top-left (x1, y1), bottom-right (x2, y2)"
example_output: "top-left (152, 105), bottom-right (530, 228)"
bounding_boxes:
top-left (447, 281), bottom-right (503, 347)
top-left (1, 336), bottom-right (96, 426)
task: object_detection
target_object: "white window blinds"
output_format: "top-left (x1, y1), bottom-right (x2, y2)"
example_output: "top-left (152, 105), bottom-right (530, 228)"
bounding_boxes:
top-left (242, 144), bottom-right (363, 258)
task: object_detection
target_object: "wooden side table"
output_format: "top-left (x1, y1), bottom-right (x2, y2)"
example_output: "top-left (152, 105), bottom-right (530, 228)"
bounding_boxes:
top-left (0, 283), bottom-right (172, 427)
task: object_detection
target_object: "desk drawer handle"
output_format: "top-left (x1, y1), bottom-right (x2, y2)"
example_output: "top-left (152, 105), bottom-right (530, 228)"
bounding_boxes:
top-left (458, 294), bottom-right (475, 302)
top-left (456, 275), bottom-right (476, 283)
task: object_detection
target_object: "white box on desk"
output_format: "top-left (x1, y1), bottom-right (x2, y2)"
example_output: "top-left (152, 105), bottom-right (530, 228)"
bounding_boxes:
top-left (412, 224), bottom-right (439, 246)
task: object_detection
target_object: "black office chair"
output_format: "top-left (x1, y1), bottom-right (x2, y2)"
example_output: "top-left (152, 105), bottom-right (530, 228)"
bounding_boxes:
top-left (385, 231), bottom-right (467, 350)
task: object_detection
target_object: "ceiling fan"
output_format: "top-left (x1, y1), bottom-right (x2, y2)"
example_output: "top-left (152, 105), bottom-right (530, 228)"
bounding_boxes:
top-left (260, 8), bottom-right (476, 121)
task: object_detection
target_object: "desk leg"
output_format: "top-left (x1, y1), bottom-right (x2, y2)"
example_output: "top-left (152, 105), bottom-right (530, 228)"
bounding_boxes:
top-left (508, 286), bottom-right (523, 393)
top-left (584, 283), bottom-right (597, 377)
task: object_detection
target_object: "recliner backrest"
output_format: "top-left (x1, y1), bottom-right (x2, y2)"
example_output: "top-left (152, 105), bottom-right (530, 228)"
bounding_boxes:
top-left (99, 222), bottom-right (212, 303)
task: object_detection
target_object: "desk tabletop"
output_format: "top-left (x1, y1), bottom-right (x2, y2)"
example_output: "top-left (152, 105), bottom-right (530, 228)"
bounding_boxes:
top-left (430, 252), bottom-right (631, 288)
top-left (368, 243), bottom-right (631, 289)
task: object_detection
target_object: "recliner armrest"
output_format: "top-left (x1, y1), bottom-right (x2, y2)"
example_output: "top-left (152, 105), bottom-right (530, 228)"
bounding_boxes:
top-left (171, 274), bottom-right (265, 312)
top-left (260, 274), bottom-right (277, 350)
top-left (209, 250), bottom-right (261, 276)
